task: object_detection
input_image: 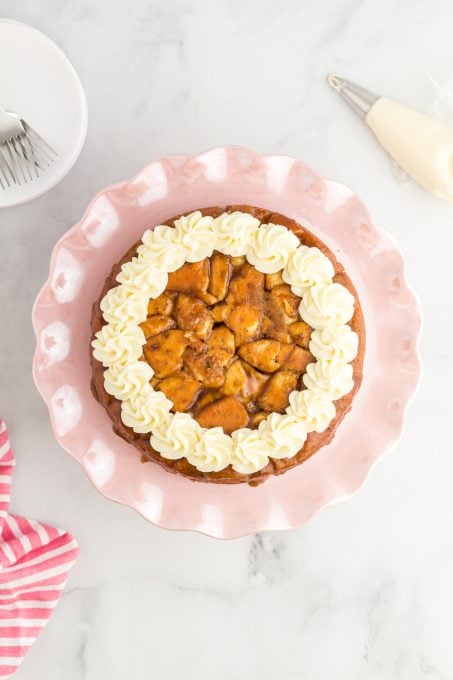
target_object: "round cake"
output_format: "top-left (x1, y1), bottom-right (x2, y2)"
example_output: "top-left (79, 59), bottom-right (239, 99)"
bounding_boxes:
top-left (90, 205), bottom-right (365, 485)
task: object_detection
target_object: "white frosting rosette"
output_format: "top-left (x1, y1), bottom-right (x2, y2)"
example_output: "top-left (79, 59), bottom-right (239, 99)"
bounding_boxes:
top-left (137, 224), bottom-right (187, 273)
top-left (92, 210), bottom-right (358, 475)
top-left (309, 324), bottom-right (358, 363)
top-left (173, 211), bottom-right (217, 262)
top-left (213, 211), bottom-right (260, 256)
top-left (247, 223), bottom-right (300, 274)
top-left (116, 258), bottom-right (168, 299)
top-left (258, 413), bottom-right (308, 458)
top-left (231, 428), bottom-right (270, 474)
top-left (283, 245), bottom-right (334, 295)
top-left (303, 360), bottom-right (354, 400)
top-left (92, 324), bottom-right (145, 366)
top-left (150, 413), bottom-right (203, 460)
top-left (286, 390), bottom-right (336, 434)
top-left (299, 282), bottom-right (354, 329)
top-left (186, 427), bottom-right (233, 472)
top-left (121, 391), bottom-right (172, 434)
top-left (100, 287), bottom-right (148, 327)
top-left (104, 361), bottom-right (154, 401)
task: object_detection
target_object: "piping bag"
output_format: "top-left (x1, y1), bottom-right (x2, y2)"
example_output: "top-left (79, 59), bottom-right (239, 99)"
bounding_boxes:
top-left (328, 74), bottom-right (453, 202)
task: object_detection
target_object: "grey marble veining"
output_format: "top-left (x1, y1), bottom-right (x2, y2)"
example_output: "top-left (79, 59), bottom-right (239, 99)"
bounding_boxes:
top-left (0, 0), bottom-right (452, 678)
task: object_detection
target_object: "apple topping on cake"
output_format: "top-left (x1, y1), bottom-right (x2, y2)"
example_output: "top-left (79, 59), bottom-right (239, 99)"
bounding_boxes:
top-left (135, 253), bottom-right (315, 432)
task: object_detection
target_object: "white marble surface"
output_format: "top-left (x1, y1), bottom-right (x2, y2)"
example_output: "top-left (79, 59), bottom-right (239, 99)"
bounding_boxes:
top-left (0, 0), bottom-right (452, 678)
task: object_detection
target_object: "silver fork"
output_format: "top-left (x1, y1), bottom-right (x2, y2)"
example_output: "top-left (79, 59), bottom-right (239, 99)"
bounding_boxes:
top-left (0, 104), bottom-right (57, 189)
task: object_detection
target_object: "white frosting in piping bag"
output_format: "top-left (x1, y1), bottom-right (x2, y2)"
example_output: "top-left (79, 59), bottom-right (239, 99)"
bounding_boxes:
top-left (366, 97), bottom-right (453, 202)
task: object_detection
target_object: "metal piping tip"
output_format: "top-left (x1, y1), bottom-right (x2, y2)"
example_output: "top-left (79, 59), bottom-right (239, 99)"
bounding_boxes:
top-left (327, 74), bottom-right (346, 91)
top-left (327, 74), bottom-right (380, 118)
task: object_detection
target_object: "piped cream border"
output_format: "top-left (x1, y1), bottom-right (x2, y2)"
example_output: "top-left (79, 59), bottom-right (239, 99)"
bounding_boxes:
top-left (92, 211), bottom-right (358, 474)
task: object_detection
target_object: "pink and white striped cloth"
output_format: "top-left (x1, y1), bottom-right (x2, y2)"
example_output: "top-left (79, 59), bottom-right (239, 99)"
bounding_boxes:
top-left (0, 420), bottom-right (79, 678)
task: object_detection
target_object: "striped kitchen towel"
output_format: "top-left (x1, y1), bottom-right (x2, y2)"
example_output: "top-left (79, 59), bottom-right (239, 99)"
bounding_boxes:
top-left (0, 420), bottom-right (79, 678)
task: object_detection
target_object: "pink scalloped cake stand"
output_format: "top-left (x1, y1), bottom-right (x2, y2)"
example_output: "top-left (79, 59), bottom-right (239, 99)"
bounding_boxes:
top-left (32, 147), bottom-right (422, 539)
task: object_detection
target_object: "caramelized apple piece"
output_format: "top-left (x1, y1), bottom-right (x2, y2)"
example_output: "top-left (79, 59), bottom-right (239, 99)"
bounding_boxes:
top-left (194, 390), bottom-right (223, 411)
top-left (158, 374), bottom-right (201, 412)
top-left (212, 304), bottom-right (231, 323)
top-left (147, 291), bottom-right (175, 317)
top-left (144, 330), bottom-right (189, 378)
top-left (140, 315), bottom-right (175, 338)
top-left (261, 316), bottom-right (272, 335)
top-left (258, 370), bottom-right (299, 412)
top-left (183, 331), bottom-right (205, 353)
top-left (263, 295), bottom-right (293, 344)
top-left (226, 305), bottom-right (262, 346)
top-left (223, 359), bottom-right (268, 403)
top-left (222, 360), bottom-right (246, 396)
top-left (271, 329), bottom-right (292, 344)
top-left (209, 252), bottom-right (231, 301)
top-left (261, 315), bottom-right (278, 340)
top-left (249, 411), bottom-right (269, 428)
top-left (227, 263), bottom-right (264, 306)
top-left (270, 283), bottom-right (301, 323)
top-left (265, 271), bottom-right (285, 290)
top-left (276, 343), bottom-right (295, 366)
top-left (284, 346), bottom-right (312, 373)
top-left (262, 319), bottom-right (292, 344)
top-left (183, 348), bottom-right (226, 388)
top-left (167, 259), bottom-right (209, 294)
top-left (175, 294), bottom-right (213, 339)
top-left (238, 339), bottom-right (282, 373)
top-left (288, 321), bottom-right (312, 348)
top-left (196, 395), bottom-right (249, 434)
top-left (269, 284), bottom-right (300, 321)
top-left (208, 327), bottom-right (235, 362)
top-left (196, 292), bottom-right (218, 306)
top-left (230, 256), bottom-right (246, 268)
top-left (246, 400), bottom-right (260, 414)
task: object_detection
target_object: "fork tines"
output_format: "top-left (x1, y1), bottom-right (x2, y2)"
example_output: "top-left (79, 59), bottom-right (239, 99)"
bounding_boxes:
top-left (0, 122), bottom-right (57, 189)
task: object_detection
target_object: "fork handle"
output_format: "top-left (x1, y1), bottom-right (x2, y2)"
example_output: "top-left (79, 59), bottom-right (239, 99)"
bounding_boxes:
top-left (0, 105), bottom-right (11, 134)
top-left (0, 104), bottom-right (25, 139)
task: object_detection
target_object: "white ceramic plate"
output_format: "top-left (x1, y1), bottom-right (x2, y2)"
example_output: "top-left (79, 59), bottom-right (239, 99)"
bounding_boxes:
top-left (0, 19), bottom-right (87, 208)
